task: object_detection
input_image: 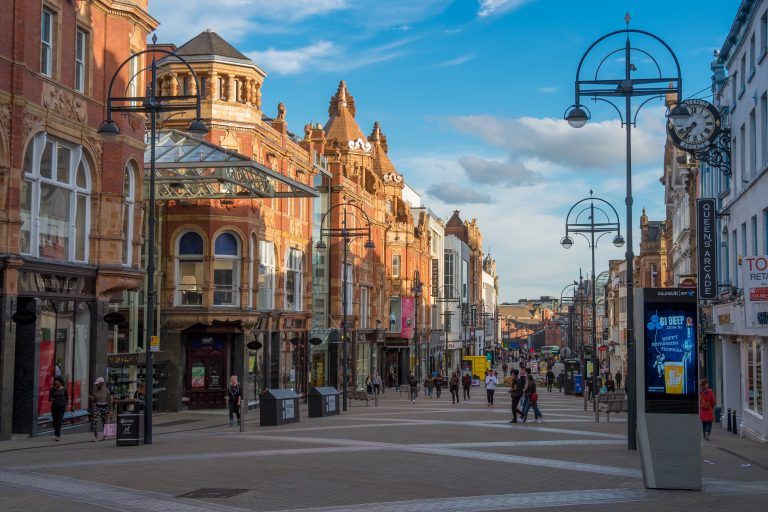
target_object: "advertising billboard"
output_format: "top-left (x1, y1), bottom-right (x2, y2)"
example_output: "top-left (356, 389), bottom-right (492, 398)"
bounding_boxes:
top-left (401, 297), bottom-right (414, 339)
top-left (643, 288), bottom-right (698, 413)
top-left (743, 256), bottom-right (768, 328)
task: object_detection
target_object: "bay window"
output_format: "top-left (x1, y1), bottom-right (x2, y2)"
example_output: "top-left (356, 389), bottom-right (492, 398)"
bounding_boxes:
top-left (176, 231), bottom-right (204, 306)
top-left (258, 240), bottom-right (275, 310)
top-left (285, 248), bottom-right (303, 311)
top-left (213, 232), bottom-right (240, 306)
top-left (20, 133), bottom-right (90, 263)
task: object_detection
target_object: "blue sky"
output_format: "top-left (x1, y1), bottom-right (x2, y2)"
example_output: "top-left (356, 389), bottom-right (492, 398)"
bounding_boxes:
top-left (151, 0), bottom-right (739, 301)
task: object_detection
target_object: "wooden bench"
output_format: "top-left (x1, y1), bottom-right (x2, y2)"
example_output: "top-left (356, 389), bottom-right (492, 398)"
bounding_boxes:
top-left (349, 389), bottom-right (371, 406)
top-left (597, 391), bottom-right (628, 422)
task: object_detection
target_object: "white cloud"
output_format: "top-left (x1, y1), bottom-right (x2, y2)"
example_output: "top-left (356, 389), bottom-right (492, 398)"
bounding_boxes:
top-left (426, 183), bottom-right (495, 204)
top-left (458, 156), bottom-right (543, 187)
top-left (150, 0), bottom-right (347, 42)
top-left (441, 54), bottom-right (474, 67)
top-left (248, 41), bottom-right (337, 75)
top-left (447, 111), bottom-right (666, 171)
top-left (477, 0), bottom-right (534, 18)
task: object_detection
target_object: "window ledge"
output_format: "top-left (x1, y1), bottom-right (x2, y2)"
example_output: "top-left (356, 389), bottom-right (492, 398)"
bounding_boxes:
top-left (748, 67), bottom-right (756, 83)
top-left (758, 48), bottom-right (767, 65)
top-left (738, 85), bottom-right (746, 100)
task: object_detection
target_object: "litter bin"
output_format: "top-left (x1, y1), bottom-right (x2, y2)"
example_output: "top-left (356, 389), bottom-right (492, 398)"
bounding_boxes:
top-left (308, 387), bottom-right (340, 418)
top-left (115, 399), bottom-right (144, 446)
top-left (573, 374), bottom-right (583, 396)
top-left (259, 389), bottom-right (300, 426)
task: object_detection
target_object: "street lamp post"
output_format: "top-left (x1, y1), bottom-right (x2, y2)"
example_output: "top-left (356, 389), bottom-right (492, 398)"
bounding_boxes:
top-left (98, 36), bottom-right (207, 444)
top-left (561, 191), bottom-right (624, 422)
top-left (564, 15), bottom-right (689, 447)
top-left (315, 203), bottom-right (375, 412)
top-left (411, 273), bottom-right (423, 383)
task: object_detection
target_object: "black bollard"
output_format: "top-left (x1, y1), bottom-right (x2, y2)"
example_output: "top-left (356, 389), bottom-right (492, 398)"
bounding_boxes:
top-left (727, 408), bottom-right (732, 432)
top-left (732, 409), bottom-right (738, 435)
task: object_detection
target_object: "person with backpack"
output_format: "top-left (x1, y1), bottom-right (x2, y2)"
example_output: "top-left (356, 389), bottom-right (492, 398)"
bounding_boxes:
top-left (449, 372), bottom-right (460, 404)
top-left (485, 370), bottom-right (498, 407)
top-left (699, 378), bottom-right (715, 441)
top-left (546, 369), bottom-right (555, 392)
top-left (509, 368), bottom-right (523, 423)
top-left (521, 376), bottom-right (543, 423)
top-left (461, 372), bottom-right (472, 403)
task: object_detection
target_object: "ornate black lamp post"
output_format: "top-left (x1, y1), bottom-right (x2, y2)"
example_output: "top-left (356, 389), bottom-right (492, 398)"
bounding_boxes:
top-left (564, 14), bottom-right (689, 447)
top-left (411, 272), bottom-right (423, 382)
top-left (315, 203), bottom-right (375, 411)
top-left (561, 191), bottom-right (624, 422)
top-left (560, 281), bottom-right (579, 354)
top-left (98, 35), bottom-right (207, 444)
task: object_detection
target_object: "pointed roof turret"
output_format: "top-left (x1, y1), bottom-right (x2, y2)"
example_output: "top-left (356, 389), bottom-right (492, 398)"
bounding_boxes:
top-left (324, 81), bottom-right (367, 145)
top-left (369, 122), bottom-right (398, 177)
top-left (446, 210), bottom-right (464, 228)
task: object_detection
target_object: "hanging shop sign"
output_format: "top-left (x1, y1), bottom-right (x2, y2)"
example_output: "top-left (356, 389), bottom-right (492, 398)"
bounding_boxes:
top-left (696, 198), bottom-right (718, 300)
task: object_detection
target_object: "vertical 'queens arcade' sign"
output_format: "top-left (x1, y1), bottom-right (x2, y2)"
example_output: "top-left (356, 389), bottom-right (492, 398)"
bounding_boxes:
top-left (697, 198), bottom-right (717, 300)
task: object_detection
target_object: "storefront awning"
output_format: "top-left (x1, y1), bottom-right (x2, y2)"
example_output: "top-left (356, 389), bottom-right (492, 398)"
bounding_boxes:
top-left (145, 130), bottom-right (318, 200)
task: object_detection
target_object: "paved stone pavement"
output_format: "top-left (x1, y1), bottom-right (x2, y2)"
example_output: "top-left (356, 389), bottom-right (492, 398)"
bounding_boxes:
top-left (1, 389), bottom-right (767, 511)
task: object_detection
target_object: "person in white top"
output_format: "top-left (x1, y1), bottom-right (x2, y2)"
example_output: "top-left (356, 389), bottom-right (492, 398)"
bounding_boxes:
top-left (485, 370), bottom-right (499, 407)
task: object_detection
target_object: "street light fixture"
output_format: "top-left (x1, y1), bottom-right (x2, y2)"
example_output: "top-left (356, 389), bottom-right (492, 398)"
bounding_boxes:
top-left (560, 236), bottom-right (574, 250)
top-left (561, 191), bottom-right (623, 423)
top-left (315, 202), bottom-right (375, 411)
top-left (565, 15), bottom-right (686, 450)
top-left (411, 272), bottom-right (423, 383)
top-left (98, 34), bottom-right (206, 444)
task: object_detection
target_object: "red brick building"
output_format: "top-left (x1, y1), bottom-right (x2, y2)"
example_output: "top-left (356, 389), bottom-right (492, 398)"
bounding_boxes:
top-left (0, 0), bottom-right (156, 438)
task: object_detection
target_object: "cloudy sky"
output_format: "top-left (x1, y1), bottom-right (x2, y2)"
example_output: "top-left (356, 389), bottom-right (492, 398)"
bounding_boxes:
top-left (150, 0), bottom-right (738, 301)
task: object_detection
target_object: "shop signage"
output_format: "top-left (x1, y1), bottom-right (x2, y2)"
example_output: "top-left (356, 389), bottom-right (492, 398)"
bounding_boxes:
top-left (717, 313), bottom-right (731, 325)
top-left (431, 259), bottom-right (439, 297)
top-left (282, 400), bottom-right (295, 420)
top-left (19, 271), bottom-right (93, 296)
top-left (696, 199), bottom-right (718, 300)
top-left (108, 353), bottom-right (140, 366)
top-left (743, 255), bottom-right (768, 328)
top-left (150, 335), bottom-right (160, 352)
top-left (401, 297), bottom-right (414, 339)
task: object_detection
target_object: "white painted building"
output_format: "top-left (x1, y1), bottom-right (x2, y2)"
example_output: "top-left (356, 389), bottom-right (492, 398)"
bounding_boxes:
top-left (444, 233), bottom-right (469, 372)
top-left (706, 0), bottom-right (768, 441)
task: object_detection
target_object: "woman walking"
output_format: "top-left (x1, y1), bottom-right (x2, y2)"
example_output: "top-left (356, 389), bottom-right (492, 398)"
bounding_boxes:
top-left (90, 377), bottom-right (111, 441)
top-left (49, 376), bottom-right (68, 441)
top-left (226, 375), bottom-right (242, 427)
top-left (699, 378), bottom-right (715, 441)
top-left (521, 376), bottom-right (543, 423)
top-left (461, 372), bottom-right (472, 403)
top-left (449, 372), bottom-right (460, 404)
top-left (424, 374), bottom-right (435, 398)
top-left (435, 372), bottom-right (443, 399)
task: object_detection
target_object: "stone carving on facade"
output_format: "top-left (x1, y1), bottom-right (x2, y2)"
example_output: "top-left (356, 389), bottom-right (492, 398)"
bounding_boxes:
top-left (382, 173), bottom-right (402, 183)
top-left (84, 134), bottom-right (104, 166)
top-left (22, 110), bottom-right (44, 141)
top-left (42, 83), bottom-right (87, 123)
top-left (276, 102), bottom-right (286, 121)
top-left (0, 102), bottom-right (10, 132)
top-left (347, 137), bottom-right (372, 152)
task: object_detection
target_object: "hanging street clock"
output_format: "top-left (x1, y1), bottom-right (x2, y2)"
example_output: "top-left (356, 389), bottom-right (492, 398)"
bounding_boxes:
top-left (666, 99), bottom-right (731, 176)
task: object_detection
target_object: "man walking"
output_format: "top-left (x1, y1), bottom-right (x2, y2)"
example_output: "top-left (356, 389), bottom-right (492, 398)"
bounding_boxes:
top-left (502, 362), bottom-right (509, 377)
top-left (509, 369), bottom-right (523, 423)
top-left (518, 367), bottom-right (530, 415)
top-left (557, 369), bottom-right (565, 393)
top-left (615, 370), bottom-right (622, 390)
top-left (485, 370), bottom-right (498, 407)
top-left (546, 369), bottom-right (555, 392)
top-left (407, 372), bottom-right (418, 403)
top-left (461, 371), bottom-right (472, 403)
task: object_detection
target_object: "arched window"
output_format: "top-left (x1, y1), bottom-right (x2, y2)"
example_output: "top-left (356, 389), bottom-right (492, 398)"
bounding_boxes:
top-left (214, 232), bottom-right (240, 306)
top-left (20, 133), bottom-right (91, 262)
top-left (284, 248), bottom-right (303, 311)
top-left (122, 162), bottom-right (136, 266)
top-left (176, 231), bottom-right (204, 306)
top-left (258, 240), bottom-right (275, 310)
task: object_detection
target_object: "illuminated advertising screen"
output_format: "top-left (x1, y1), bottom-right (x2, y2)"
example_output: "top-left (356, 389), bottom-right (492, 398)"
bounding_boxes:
top-left (643, 289), bottom-right (698, 413)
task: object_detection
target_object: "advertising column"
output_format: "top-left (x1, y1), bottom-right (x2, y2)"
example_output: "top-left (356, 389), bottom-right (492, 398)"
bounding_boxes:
top-left (635, 288), bottom-right (701, 490)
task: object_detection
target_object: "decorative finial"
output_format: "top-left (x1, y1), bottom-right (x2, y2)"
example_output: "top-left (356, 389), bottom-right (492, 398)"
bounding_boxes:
top-left (625, 12), bottom-right (631, 27)
top-left (589, 189), bottom-right (594, 196)
top-left (152, 33), bottom-right (157, 44)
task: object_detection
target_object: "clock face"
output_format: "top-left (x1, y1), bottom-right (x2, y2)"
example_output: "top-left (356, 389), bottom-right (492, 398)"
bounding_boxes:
top-left (667, 99), bottom-right (721, 151)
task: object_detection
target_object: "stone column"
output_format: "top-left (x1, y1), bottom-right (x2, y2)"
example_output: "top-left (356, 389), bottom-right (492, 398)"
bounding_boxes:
top-left (210, 71), bottom-right (219, 101)
top-left (245, 80), bottom-right (253, 105)
top-left (227, 74), bottom-right (236, 102)
top-left (188, 73), bottom-right (197, 96)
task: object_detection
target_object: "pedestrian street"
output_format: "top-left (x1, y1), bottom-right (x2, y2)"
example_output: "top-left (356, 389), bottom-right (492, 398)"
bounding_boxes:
top-left (1, 390), bottom-right (766, 512)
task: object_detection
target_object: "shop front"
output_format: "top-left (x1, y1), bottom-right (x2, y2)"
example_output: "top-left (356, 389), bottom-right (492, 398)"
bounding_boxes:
top-left (384, 336), bottom-right (409, 386)
top-left (11, 268), bottom-right (96, 435)
top-left (107, 351), bottom-right (171, 412)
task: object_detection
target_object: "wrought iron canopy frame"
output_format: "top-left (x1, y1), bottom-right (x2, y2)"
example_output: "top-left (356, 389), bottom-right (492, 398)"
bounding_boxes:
top-left (146, 130), bottom-right (318, 200)
top-left (563, 192), bottom-right (623, 248)
top-left (317, 202), bottom-right (374, 246)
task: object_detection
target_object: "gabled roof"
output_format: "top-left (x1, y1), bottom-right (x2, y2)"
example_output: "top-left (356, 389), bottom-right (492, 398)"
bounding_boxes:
top-left (446, 210), bottom-right (464, 228)
top-left (324, 81), bottom-right (367, 144)
top-left (176, 29), bottom-right (250, 61)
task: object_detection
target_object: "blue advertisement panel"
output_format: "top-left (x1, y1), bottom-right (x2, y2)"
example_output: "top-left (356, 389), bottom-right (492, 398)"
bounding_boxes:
top-left (643, 289), bottom-right (698, 413)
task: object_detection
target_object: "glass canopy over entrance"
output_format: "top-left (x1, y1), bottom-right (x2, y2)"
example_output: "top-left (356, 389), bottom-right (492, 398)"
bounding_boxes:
top-left (145, 130), bottom-right (318, 200)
